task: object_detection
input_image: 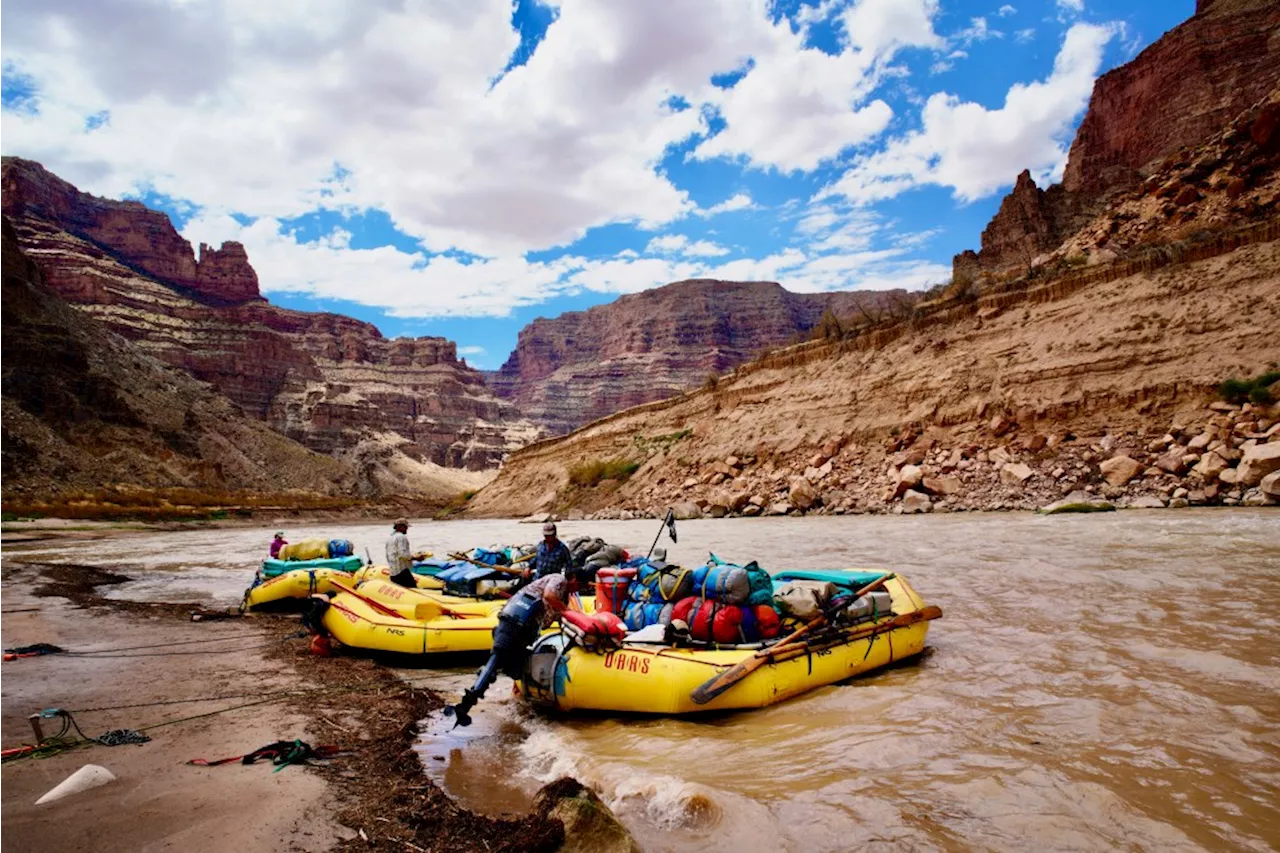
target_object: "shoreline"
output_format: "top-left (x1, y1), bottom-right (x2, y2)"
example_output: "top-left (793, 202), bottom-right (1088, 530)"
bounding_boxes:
top-left (0, 559), bottom-right (596, 853)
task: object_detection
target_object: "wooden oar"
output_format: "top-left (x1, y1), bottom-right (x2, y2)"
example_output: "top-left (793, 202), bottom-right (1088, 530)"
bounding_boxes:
top-left (690, 572), bottom-right (895, 705)
top-left (329, 579), bottom-right (411, 620)
top-left (763, 605), bottom-right (942, 667)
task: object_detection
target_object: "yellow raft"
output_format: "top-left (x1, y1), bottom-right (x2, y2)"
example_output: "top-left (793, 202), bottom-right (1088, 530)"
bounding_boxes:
top-left (319, 585), bottom-right (598, 656)
top-left (320, 591), bottom-right (503, 655)
top-left (520, 574), bottom-right (940, 715)
top-left (241, 568), bottom-right (360, 610)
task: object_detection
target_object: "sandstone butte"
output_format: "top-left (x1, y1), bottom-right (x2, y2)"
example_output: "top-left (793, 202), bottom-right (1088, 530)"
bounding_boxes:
top-left (2, 157), bottom-right (541, 499)
top-left (489, 280), bottom-right (906, 435)
top-left (467, 0), bottom-right (1280, 519)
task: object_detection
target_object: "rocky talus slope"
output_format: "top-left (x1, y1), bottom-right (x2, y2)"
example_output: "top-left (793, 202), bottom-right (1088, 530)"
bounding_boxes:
top-left (467, 238), bottom-right (1280, 519)
top-left (954, 0), bottom-right (1280, 280)
top-left (2, 158), bottom-right (537, 491)
top-left (490, 280), bottom-right (902, 435)
top-left (1, 217), bottom-right (357, 502)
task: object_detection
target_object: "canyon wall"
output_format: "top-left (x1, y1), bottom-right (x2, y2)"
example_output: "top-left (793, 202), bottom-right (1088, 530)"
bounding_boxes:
top-left (491, 280), bottom-right (902, 435)
top-left (2, 157), bottom-right (539, 487)
top-left (1, 216), bottom-right (357, 499)
top-left (955, 0), bottom-right (1280, 279)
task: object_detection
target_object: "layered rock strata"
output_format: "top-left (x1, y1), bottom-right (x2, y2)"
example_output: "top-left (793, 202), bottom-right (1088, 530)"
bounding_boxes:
top-left (491, 280), bottom-right (902, 435)
top-left (468, 238), bottom-right (1280, 518)
top-left (955, 0), bottom-right (1280, 279)
top-left (1, 216), bottom-right (355, 498)
top-left (2, 157), bottom-right (539, 476)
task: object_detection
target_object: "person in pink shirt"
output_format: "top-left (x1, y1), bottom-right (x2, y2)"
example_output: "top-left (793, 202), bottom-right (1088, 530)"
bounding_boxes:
top-left (269, 531), bottom-right (287, 559)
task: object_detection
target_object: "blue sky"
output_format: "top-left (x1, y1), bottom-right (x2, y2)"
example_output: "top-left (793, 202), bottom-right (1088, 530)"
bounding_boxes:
top-left (2, 0), bottom-right (1191, 369)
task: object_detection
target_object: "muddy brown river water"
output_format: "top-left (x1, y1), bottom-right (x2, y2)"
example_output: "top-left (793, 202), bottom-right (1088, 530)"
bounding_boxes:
top-left (6, 511), bottom-right (1279, 852)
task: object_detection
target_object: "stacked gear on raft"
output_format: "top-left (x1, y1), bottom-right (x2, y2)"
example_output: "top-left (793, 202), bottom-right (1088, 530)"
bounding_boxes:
top-left (594, 554), bottom-right (783, 644)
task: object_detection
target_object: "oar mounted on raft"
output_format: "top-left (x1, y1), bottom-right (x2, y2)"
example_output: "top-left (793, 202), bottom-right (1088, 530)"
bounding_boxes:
top-left (690, 573), bottom-right (940, 705)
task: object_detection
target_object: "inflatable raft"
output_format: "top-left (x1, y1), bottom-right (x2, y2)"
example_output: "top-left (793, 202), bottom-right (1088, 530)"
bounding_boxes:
top-left (242, 568), bottom-right (361, 609)
top-left (260, 555), bottom-right (363, 578)
top-left (318, 583), bottom-right (597, 656)
top-left (520, 571), bottom-right (940, 715)
top-left (319, 591), bottom-right (504, 655)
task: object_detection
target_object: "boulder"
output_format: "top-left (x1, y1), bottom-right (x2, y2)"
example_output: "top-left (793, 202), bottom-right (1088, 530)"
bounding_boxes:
top-left (1192, 451), bottom-right (1227, 480)
top-left (670, 501), bottom-right (703, 520)
top-left (895, 464), bottom-right (923, 497)
top-left (1187, 432), bottom-right (1213, 451)
top-left (1155, 448), bottom-right (1189, 475)
top-left (788, 477), bottom-right (818, 511)
top-left (742, 504), bottom-right (762, 516)
top-left (533, 778), bottom-right (641, 853)
top-left (999, 462), bottom-right (1034, 485)
top-left (922, 475), bottom-right (962, 496)
top-left (1099, 455), bottom-right (1143, 486)
top-left (748, 494), bottom-right (766, 507)
top-left (1261, 470), bottom-right (1280, 500)
top-left (1218, 467), bottom-right (1240, 486)
top-left (989, 446), bottom-right (1014, 466)
top-left (1128, 495), bottom-right (1166, 509)
top-left (728, 492), bottom-right (752, 512)
top-left (901, 490), bottom-right (932, 513)
top-left (767, 501), bottom-right (792, 516)
top-left (1236, 443), bottom-right (1280, 486)
top-left (706, 503), bottom-right (729, 518)
top-left (1039, 490), bottom-right (1115, 514)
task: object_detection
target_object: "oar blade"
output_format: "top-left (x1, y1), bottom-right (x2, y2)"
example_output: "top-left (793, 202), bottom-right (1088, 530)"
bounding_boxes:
top-left (690, 656), bottom-right (769, 706)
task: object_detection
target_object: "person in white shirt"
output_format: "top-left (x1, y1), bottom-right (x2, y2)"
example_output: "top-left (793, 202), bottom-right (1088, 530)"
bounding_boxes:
top-left (385, 518), bottom-right (414, 586)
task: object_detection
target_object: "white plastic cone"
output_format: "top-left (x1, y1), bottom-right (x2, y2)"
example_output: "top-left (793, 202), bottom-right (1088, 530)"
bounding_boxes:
top-left (35, 764), bottom-right (117, 804)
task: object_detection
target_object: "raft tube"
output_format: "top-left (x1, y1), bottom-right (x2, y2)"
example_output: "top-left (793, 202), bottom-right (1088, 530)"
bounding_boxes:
top-left (520, 574), bottom-right (937, 715)
top-left (320, 592), bottom-right (501, 655)
top-left (260, 555), bottom-right (363, 578)
top-left (242, 568), bottom-right (361, 610)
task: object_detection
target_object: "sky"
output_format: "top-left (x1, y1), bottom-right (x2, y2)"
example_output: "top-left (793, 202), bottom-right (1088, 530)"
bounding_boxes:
top-left (2, 0), bottom-right (1191, 369)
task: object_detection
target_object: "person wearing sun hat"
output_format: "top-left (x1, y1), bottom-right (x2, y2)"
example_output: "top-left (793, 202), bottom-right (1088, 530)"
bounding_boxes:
top-left (385, 518), bottom-right (414, 586)
top-left (269, 531), bottom-right (288, 559)
top-left (529, 521), bottom-right (572, 580)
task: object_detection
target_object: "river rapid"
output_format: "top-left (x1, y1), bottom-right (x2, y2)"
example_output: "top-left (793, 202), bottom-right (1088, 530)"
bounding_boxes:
top-left (6, 511), bottom-right (1278, 852)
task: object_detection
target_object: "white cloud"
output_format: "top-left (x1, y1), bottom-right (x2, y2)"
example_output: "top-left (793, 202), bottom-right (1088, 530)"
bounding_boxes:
top-left (645, 234), bottom-right (690, 254)
top-left (691, 0), bottom-right (943, 172)
top-left (644, 233), bottom-right (729, 257)
top-left (997, 5), bottom-right (1017, 17)
top-left (457, 345), bottom-right (486, 356)
top-left (1, 0), bottom-right (794, 257)
top-left (822, 21), bottom-right (1117, 205)
top-left (698, 192), bottom-right (755, 216)
top-left (953, 17), bottom-right (1002, 47)
top-left (1056, 0), bottom-right (1085, 14)
top-left (684, 239), bottom-right (730, 257)
top-left (1015, 28), bottom-right (1037, 43)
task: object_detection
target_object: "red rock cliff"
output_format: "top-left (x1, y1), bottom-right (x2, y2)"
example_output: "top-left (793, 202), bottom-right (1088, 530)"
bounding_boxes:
top-left (1, 158), bottom-right (262, 304)
top-left (2, 157), bottom-right (539, 473)
top-left (955, 0), bottom-right (1280, 279)
top-left (491, 279), bottom-right (902, 435)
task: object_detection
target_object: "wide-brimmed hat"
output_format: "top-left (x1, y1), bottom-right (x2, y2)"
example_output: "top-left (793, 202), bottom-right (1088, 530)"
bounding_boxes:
top-left (273, 531), bottom-right (284, 537)
top-left (541, 522), bottom-right (557, 536)
top-left (393, 518), bottom-right (409, 528)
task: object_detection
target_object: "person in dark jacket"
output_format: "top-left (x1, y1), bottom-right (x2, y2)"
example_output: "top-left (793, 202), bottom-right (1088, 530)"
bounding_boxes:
top-left (445, 569), bottom-right (578, 727)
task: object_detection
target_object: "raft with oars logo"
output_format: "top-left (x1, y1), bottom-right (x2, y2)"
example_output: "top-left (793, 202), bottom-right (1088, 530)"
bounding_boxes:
top-left (520, 571), bottom-right (941, 715)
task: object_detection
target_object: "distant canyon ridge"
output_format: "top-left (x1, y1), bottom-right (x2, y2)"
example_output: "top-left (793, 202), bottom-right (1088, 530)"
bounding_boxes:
top-left (1, 157), bottom-right (898, 501)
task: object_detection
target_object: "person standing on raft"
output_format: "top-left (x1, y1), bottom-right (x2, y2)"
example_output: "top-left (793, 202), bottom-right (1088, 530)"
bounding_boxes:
top-left (269, 531), bottom-right (288, 559)
top-left (530, 522), bottom-right (572, 579)
top-left (445, 568), bottom-right (580, 727)
top-left (385, 518), bottom-right (415, 587)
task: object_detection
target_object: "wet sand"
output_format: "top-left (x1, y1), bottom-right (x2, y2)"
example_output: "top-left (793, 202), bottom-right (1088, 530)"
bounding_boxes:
top-left (0, 561), bottom-right (343, 852)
